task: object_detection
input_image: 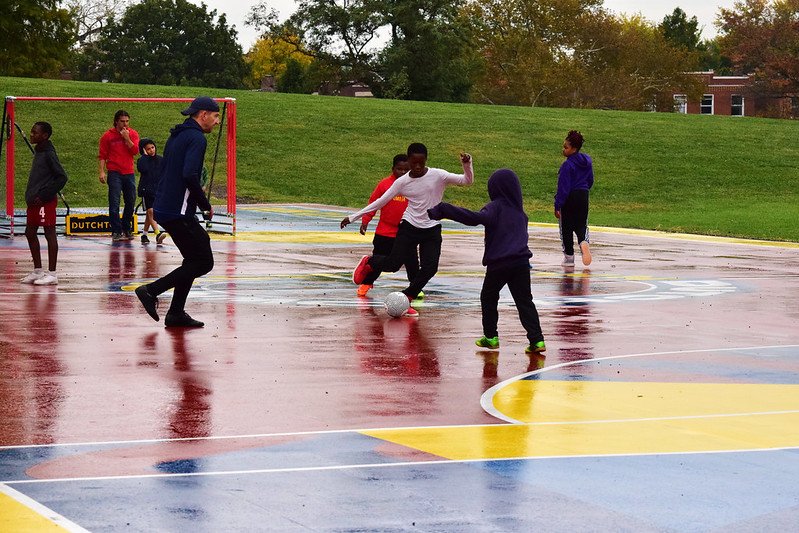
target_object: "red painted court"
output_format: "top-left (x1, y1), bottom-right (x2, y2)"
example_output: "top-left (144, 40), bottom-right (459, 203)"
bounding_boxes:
top-left (1, 204), bottom-right (798, 531)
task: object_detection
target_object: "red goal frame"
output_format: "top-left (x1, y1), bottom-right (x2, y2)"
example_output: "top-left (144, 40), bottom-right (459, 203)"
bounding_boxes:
top-left (3, 96), bottom-right (237, 235)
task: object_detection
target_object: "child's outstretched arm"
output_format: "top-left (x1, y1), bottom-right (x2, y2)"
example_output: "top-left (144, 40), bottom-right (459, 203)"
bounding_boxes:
top-left (341, 178), bottom-right (404, 229)
top-left (442, 153), bottom-right (474, 186)
top-left (428, 202), bottom-right (488, 227)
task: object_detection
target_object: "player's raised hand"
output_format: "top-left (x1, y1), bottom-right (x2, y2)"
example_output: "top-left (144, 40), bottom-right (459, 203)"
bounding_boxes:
top-left (340, 217), bottom-right (351, 229)
top-left (460, 152), bottom-right (471, 164)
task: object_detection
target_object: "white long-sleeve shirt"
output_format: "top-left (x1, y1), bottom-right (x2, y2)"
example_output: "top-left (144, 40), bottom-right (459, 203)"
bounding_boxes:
top-left (348, 160), bottom-right (474, 229)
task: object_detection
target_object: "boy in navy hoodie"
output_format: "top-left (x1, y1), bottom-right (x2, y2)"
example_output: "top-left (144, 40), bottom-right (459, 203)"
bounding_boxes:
top-left (136, 138), bottom-right (166, 244)
top-left (428, 168), bottom-right (545, 354)
top-left (554, 130), bottom-right (593, 266)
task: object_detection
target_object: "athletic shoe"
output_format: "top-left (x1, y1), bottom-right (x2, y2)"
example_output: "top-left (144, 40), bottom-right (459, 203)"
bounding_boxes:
top-left (475, 336), bottom-right (500, 349)
top-left (403, 307), bottom-right (419, 318)
top-left (135, 285), bottom-right (159, 321)
top-left (112, 232), bottom-right (124, 242)
top-left (579, 241), bottom-right (592, 266)
top-left (165, 311), bottom-right (204, 328)
top-left (525, 341), bottom-right (547, 354)
top-left (33, 272), bottom-right (58, 285)
top-left (123, 232), bottom-right (134, 241)
top-left (141, 234), bottom-right (150, 244)
top-left (562, 254), bottom-right (575, 266)
top-left (352, 255), bottom-right (373, 285)
top-left (21, 270), bottom-right (45, 284)
top-left (356, 284), bottom-right (373, 297)
top-left (412, 290), bottom-right (425, 301)
top-left (156, 231), bottom-right (168, 245)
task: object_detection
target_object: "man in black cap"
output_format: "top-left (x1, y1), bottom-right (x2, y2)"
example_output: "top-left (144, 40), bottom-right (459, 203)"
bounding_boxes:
top-left (135, 96), bottom-right (220, 328)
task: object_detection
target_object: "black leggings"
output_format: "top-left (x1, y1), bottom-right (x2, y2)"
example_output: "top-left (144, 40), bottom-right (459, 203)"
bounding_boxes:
top-left (559, 189), bottom-right (590, 256)
top-left (369, 221), bottom-right (441, 299)
top-left (147, 217), bottom-right (214, 314)
top-left (481, 262), bottom-right (544, 344)
top-left (363, 233), bottom-right (420, 285)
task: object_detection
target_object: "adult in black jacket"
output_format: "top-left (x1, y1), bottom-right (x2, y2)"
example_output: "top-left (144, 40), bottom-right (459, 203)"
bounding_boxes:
top-left (135, 97), bottom-right (219, 328)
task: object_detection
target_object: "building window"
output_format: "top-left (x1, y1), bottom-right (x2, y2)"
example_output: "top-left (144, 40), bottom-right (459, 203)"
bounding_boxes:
top-left (731, 95), bottom-right (744, 116)
top-left (673, 94), bottom-right (687, 114)
top-left (700, 95), bottom-right (714, 114)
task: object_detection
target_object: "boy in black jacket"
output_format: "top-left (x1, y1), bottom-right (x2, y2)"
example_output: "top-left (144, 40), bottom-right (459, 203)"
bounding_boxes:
top-left (428, 168), bottom-right (545, 354)
top-left (136, 138), bottom-right (166, 244)
top-left (21, 122), bottom-right (68, 286)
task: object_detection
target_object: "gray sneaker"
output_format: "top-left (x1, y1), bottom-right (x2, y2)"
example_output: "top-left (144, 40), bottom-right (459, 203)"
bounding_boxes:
top-left (112, 232), bottom-right (124, 242)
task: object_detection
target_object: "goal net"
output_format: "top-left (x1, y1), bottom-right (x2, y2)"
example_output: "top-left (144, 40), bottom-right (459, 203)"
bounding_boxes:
top-left (1, 96), bottom-right (237, 237)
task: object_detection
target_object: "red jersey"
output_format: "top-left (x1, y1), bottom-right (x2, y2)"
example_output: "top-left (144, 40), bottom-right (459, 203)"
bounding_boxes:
top-left (361, 174), bottom-right (409, 238)
top-left (98, 127), bottom-right (140, 174)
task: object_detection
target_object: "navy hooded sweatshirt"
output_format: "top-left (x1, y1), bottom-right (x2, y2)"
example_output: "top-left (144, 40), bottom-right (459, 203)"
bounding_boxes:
top-left (153, 118), bottom-right (212, 223)
top-left (136, 138), bottom-right (163, 194)
top-left (554, 152), bottom-right (593, 211)
top-left (428, 168), bottom-right (532, 271)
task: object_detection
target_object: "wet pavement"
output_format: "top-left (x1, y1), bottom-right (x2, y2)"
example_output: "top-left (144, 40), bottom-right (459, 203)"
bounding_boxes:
top-left (1, 204), bottom-right (798, 531)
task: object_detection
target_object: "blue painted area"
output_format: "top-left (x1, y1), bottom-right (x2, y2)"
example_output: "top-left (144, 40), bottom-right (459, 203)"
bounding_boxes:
top-left (10, 448), bottom-right (798, 531)
top-left (482, 449), bottom-right (799, 532)
top-left (526, 346), bottom-right (799, 384)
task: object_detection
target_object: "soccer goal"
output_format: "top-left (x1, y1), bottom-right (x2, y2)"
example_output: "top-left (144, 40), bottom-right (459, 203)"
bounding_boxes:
top-left (1, 96), bottom-right (238, 237)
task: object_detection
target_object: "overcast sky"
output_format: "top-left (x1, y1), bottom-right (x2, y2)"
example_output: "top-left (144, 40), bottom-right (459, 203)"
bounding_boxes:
top-left (189, 0), bottom-right (738, 52)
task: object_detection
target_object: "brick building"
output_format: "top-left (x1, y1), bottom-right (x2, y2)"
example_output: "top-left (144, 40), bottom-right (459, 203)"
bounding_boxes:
top-left (673, 71), bottom-right (753, 116)
top-left (674, 71), bottom-right (797, 118)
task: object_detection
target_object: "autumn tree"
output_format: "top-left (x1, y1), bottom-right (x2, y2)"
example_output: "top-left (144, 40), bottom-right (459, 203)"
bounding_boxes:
top-left (246, 0), bottom-right (383, 90)
top-left (0, 0), bottom-right (75, 77)
top-left (717, 0), bottom-right (799, 96)
top-left (246, 35), bottom-right (313, 89)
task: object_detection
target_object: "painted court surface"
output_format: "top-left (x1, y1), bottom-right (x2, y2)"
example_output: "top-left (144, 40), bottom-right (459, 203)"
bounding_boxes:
top-left (1, 204), bottom-right (798, 532)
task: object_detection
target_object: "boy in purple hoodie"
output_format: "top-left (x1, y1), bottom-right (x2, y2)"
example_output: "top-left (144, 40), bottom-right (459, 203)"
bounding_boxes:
top-left (554, 130), bottom-right (593, 266)
top-left (428, 168), bottom-right (545, 354)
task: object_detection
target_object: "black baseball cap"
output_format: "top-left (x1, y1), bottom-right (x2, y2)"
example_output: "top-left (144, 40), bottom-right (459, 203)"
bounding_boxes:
top-left (181, 96), bottom-right (220, 116)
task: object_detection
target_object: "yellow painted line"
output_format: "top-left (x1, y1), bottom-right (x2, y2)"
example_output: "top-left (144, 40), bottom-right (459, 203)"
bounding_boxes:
top-left (213, 229), bottom-right (474, 243)
top-left (361, 413), bottom-right (799, 460)
top-left (0, 486), bottom-right (71, 532)
top-left (492, 381), bottom-right (799, 423)
top-left (362, 381), bottom-right (799, 460)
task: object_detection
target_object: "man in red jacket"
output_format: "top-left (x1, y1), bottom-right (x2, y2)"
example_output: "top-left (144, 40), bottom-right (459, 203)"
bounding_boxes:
top-left (99, 110), bottom-right (140, 241)
top-left (356, 154), bottom-right (418, 297)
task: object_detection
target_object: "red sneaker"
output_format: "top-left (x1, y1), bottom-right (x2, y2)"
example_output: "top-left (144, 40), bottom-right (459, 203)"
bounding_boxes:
top-left (356, 284), bottom-right (373, 297)
top-left (352, 255), bottom-right (373, 285)
top-left (404, 307), bottom-right (419, 317)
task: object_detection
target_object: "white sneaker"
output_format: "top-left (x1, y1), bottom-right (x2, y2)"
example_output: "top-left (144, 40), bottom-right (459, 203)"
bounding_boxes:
top-left (562, 254), bottom-right (575, 266)
top-left (21, 270), bottom-right (45, 284)
top-left (33, 272), bottom-right (58, 285)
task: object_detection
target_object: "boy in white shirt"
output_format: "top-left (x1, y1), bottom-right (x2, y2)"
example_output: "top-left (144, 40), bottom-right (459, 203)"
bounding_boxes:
top-left (340, 142), bottom-right (473, 317)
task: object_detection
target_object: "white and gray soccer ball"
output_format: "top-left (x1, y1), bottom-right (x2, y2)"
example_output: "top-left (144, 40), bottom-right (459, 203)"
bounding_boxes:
top-left (384, 291), bottom-right (409, 317)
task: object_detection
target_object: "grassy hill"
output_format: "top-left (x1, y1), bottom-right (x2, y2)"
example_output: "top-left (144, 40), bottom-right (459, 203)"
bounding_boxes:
top-left (2, 76), bottom-right (797, 241)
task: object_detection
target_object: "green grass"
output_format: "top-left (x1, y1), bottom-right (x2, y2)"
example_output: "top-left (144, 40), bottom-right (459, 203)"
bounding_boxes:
top-left (2, 75), bottom-right (797, 241)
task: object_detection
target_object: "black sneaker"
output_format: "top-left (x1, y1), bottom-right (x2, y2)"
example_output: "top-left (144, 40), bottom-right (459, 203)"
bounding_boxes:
top-left (112, 232), bottom-right (124, 242)
top-left (135, 285), bottom-right (159, 321)
top-left (156, 231), bottom-right (168, 245)
top-left (123, 232), bottom-right (134, 241)
top-left (165, 311), bottom-right (204, 328)
top-left (141, 234), bottom-right (150, 244)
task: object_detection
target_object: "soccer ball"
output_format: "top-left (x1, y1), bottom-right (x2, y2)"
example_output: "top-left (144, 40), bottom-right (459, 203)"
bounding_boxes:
top-left (384, 291), bottom-right (409, 317)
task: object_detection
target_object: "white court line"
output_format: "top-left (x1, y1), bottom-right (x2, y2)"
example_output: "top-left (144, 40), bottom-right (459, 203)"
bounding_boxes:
top-left (3, 445), bottom-right (799, 486)
top-left (0, 483), bottom-right (90, 532)
top-left (481, 344), bottom-right (799, 424)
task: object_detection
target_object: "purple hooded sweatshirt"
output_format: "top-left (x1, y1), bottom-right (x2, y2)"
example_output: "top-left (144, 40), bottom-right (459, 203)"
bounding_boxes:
top-left (554, 152), bottom-right (593, 211)
top-left (428, 168), bottom-right (532, 271)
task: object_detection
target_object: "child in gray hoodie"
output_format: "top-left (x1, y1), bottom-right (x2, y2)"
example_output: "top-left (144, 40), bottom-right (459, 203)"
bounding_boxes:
top-left (428, 168), bottom-right (545, 354)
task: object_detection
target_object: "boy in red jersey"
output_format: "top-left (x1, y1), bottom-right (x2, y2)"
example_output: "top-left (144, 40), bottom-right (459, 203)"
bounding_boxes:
top-left (356, 154), bottom-right (418, 297)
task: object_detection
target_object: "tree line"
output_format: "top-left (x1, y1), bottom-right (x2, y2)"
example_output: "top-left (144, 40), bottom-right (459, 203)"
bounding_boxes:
top-left (2, 0), bottom-right (797, 112)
